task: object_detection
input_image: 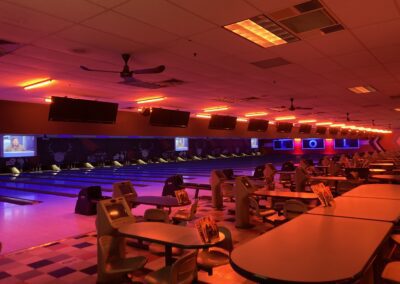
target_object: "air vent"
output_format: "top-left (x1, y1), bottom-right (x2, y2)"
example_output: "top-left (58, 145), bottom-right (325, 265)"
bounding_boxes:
top-left (321, 24), bottom-right (344, 34)
top-left (252, 57), bottom-right (291, 69)
top-left (0, 38), bottom-right (21, 57)
top-left (361, 104), bottom-right (380, 108)
top-left (294, 0), bottom-right (323, 13)
top-left (280, 9), bottom-right (336, 33)
top-left (241, 96), bottom-right (260, 102)
top-left (158, 78), bottom-right (184, 87)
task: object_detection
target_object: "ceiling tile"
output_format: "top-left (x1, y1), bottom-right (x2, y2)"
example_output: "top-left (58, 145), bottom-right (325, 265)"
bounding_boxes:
top-left (332, 50), bottom-right (381, 69)
top-left (324, 0), bottom-right (400, 28)
top-left (85, 0), bottom-right (129, 9)
top-left (169, 0), bottom-right (260, 25)
top-left (5, 0), bottom-right (105, 22)
top-left (114, 0), bottom-right (216, 37)
top-left (352, 19), bottom-right (400, 49)
top-left (81, 11), bottom-right (178, 45)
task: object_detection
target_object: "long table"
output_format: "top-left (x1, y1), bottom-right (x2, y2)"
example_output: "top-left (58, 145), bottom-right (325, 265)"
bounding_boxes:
top-left (307, 196), bottom-right (400, 222)
top-left (253, 189), bottom-right (318, 200)
top-left (230, 214), bottom-right (392, 283)
top-left (342, 184), bottom-right (400, 200)
top-left (119, 222), bottom-right (223, 265)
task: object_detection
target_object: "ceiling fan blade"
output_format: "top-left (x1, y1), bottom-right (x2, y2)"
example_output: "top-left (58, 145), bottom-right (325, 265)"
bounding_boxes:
top-left (131, 65), bottom-right (165, 74)
top-left (120, 77), bottom-right (163, 89)
top-left (80, 65), bottom-right (120, 73)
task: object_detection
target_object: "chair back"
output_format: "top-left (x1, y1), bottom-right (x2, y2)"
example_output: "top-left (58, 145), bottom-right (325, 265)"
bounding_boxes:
top-left (294, 167), bottom-right (308, 192)
top-left (283, 199), bottom-right (307, 220)
top-left (144, 208), bottom-right (169, 223)
top-left (188, 199), bottom-right (199, 219)
top-left (217, 226), bottom-right (233, 253)
top-left (248, 196), bottom-right (260, 216)
top-left (170, 250), bottom-right (198, 284)
top-left (253, 165), bottom-right (265, 178)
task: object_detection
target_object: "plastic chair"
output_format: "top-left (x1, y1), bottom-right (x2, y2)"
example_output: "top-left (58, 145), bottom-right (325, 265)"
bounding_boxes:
top-left (382, 261), bottom-right (400, 283)
top-left (197, 226), bottom-right (233, 275)
top-left (172, 199), bottom-right (199, 224)
top-left (144, 250), bottom-right (198, 284)
top-left (283, 199), bottom-right (308, 220)
top-left (248, 197), bottom-right (276, 223)
top-left (97, 235), bottom-right (147, 284)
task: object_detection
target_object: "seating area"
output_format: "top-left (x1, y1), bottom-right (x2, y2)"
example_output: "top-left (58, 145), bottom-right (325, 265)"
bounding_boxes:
top-left (2, 1), bottom-right (400, 283)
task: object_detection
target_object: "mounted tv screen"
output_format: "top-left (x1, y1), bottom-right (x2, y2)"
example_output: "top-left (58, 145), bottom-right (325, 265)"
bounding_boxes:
top-left (276, 122), bottom-right (293, 133)
top-left (329, 127), bottom-right (339, 135)
top-left (208, 115), bottom-right (237, 130)
top-left (248, 119), bottom-right (268, 132)
top-left (150, 108), bottom-right (190, 128)
top-left (302, 138), bottom-right (325, 150)
top-left (251, 138), bottom-right (258, 149)
top-left (175, 137), bottom-right (189, 151)
top-left (341, 128), bottom-right (349, 135)
top-left (1, 135), bottom-right (37, 158)
top-left (299, 124), bottom-right (312, 134)
top-left (334, 139), bottom-right (359, 149)
top-left (273, 139), bottom-right (294, 150)
top-left (48, 97), bottom-right (118, 124)
top-left (316, 126), bottom-right (327, 134)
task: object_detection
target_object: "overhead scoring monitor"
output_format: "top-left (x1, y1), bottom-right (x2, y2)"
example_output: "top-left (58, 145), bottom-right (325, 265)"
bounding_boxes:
top-left (334, 139), bottom-right (360, 149)
top-left (273, 139), bottom-right (294, 150)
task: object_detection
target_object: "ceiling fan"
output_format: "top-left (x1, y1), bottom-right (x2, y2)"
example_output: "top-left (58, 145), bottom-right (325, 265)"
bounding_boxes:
top-left (270, 98), bottom-right (313, 112)
top-left (80, 53), bottom-right (166, 89)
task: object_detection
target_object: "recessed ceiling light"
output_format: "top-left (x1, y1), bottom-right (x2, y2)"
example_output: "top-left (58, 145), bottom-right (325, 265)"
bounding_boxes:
top-left (196, 113), bottom-right (211, 119)
top-left (244, 112), bottom-right (268, 117)
top-left (136, 96), bottom-right (165, 104)
top-left (275, 115), bottom-right (296, 121)
top-left (348, 85), bottom-right (376, 94)
top-left (315, 122), bottom-right (332, 126)
top-left (298, 119), bottom-right (316, 123)
top-left (224, 15), bottom-right (298, 48)
top-left (23, 79), bottom-right (53, 90)
top-left (203, 106), bottom-right (229, 112)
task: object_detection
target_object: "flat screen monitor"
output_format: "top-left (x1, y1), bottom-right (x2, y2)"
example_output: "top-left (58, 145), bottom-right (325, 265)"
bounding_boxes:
top-left (175, 137), bottom-right (189, 151)
top-left (329, 127), bottom-right (339, 135)
top-left (251, 138), bottom-right (258, 149)
top-left (299, 124), bottom-right (312, 134)
top-left (276, 122), bottom-right (293, 133)
top-left (273, 139), bottom-right (294, 150)
top-left (1, 135), bottom-right (37, 158)
top-left (149, 108), bottom-right (190, 128)
top-left (302, 138), bottom-right (325, 150)
top-left (316, 126), bottom-right (327, 134)
top-left (106, 203), bottom-right (129, 220)
top-left (334, 139), bottom-right (359, 149)
top-left (248, 119), bottom-right (268, 132)
top-left (49, 96), bottom-right (118, 124)
top-left (208, 115), bottom-right (237, 130)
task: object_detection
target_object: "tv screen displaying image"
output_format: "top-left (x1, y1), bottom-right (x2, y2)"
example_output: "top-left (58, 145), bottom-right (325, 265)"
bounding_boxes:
top-left (334, 139), bottom-right (359, 149)
top-left (175, 137), bottom-right (189, 151)
top-left (273, 139), bottom-right (294, 150)
top-left (2, 135), bottom-right (37, 158)
top-left (251, 138), bottom-right (258, 149)
top-left (302, 138), bottom-right (325, 150)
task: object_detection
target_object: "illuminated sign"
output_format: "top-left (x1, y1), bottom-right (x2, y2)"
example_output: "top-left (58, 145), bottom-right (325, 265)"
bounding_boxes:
top-left (334, 139), bottom-right (359, 149)
top-left (273, 139), bottom-right (294, 150)
top-left (302, 138), bottom-right (325, 150)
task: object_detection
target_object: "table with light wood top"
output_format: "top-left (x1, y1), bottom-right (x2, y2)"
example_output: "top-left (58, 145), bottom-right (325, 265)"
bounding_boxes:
top-left (307, 196), bottom-right (400, 222)
top-left (342, 184), bottom-right (400, 200)
top-left (310, 176), bottom-right (347, 182)
top-left (230, 214), bottom-right (392, 283)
